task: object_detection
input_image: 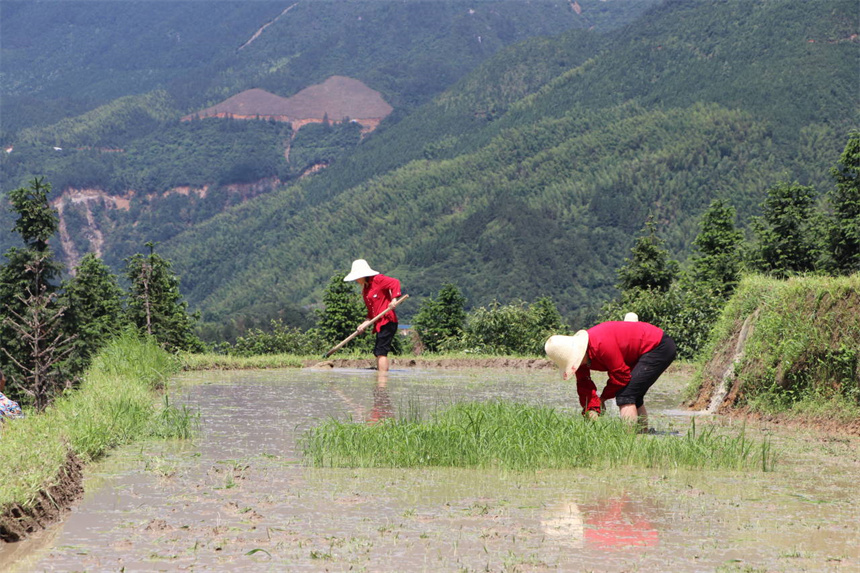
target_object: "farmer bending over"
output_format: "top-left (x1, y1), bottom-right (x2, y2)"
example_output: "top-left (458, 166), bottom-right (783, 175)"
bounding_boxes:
top-left (545, 321), bottom-right (676, 430)
top-left (344, 259), bottom-right (403, 372)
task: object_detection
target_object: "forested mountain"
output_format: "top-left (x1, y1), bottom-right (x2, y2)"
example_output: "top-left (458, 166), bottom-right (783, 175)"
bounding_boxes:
top-left (161, 0), bottom-right (858, 330)
top-left (1, 0), bottom-right (857, 336)
top-left (1, 0), bottom-right (648, 267)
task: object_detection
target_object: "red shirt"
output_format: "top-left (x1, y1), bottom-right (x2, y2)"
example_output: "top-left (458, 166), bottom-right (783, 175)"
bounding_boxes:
top-left (362, 274), bottom-right (402, 332)
top-left (575, 321), bottom-right (664, 412)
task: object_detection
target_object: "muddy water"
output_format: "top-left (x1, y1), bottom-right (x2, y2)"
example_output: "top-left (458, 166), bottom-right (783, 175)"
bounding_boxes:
top-left (4, 367), bottom-right (859, 572)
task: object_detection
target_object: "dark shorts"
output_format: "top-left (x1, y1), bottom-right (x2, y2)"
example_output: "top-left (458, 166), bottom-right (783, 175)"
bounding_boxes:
top-left (373, 322), bottom-right (398, 357)
top-left (615, 333), bottom-right (677, 408)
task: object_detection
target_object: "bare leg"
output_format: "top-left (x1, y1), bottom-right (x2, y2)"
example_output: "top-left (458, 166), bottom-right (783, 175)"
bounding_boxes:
top-left (376, 355), bottom-right (390, 372)
top-left (619, 403), bottom-right (638, 422)
top-left (637, 404), bottom-right (648, 429)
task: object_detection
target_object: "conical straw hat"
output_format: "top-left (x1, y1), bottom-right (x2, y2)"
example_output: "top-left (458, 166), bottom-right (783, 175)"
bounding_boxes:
top-left (344, 259), bottom-right (380, 282)
top-left (544, 331), bottom-right (589, 380)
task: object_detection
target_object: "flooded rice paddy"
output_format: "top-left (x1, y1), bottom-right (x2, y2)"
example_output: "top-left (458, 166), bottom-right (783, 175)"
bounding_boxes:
top-left (3, 366), bottom-right (858, 572)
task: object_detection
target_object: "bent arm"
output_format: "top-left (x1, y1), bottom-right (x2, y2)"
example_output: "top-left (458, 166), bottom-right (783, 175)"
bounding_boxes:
top-left (576, 367), bottom-right (601, 414)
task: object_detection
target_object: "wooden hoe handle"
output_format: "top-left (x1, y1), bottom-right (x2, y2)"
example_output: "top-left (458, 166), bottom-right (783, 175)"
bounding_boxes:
top-left (323, 294), bottom-right (409, 358)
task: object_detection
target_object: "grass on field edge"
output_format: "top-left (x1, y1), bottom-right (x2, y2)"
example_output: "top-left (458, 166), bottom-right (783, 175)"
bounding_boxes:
top-left (0, 332), bottom-right (193, 509)
top-left (687, 274), bottom-right (860, 426)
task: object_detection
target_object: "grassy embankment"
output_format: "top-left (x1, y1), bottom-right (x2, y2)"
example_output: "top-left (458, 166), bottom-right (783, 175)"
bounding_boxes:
top-left (302, 401), bottom-right (775, 471)
top-left (689, 274), bottom-right (860, 423)
top-left (0, 332), bottom-right (193, 513)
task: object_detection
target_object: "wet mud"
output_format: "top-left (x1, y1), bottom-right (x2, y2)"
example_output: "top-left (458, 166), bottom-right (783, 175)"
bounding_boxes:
top-left (2, 367), bottom-right (858, 572)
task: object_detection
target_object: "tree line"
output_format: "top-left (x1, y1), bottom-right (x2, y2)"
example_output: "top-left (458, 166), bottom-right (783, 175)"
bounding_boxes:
top-left (227, 132), bottom-right (859, 361)
top-left (2, 131), bottom-right (854, 409)
top-left (0, 178), bottom-right (203, 410)
top-left (603, 132), bottom-right (859, 359)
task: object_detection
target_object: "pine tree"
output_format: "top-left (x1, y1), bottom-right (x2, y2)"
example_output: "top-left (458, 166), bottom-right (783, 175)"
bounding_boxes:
top-left (1, 255), bottom-right (76, 410)
top-left (616, 218), bottom-right (679, 293)
top-left (317, 272), bottom-right (366, 348)
top-left (751, 182), bottom-right (821, 278)
top-left (0, 178), bottom-right (68, 405)
top-left (124, 242), bottom-right (203, 352)
top-left (413, 283), bottom-right (467, 352)
top-left (60, 253), bottom-right (126, 373)
top-left (825, 132), bottom-right (860, 275)
top-left (689, 199), bottom-right (743, 298)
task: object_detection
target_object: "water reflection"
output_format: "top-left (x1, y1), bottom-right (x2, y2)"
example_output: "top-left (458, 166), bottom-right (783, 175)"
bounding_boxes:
top-left (368, 371), bottom-right (393, 424)
top-left (541, 495), bottom-right (659, 550)
top-left (540, 499), bottom-right (585, 547)
top-left (584, 496), bottom-right (659, 549)
top-left (328, 370), bottom-right (394, 425)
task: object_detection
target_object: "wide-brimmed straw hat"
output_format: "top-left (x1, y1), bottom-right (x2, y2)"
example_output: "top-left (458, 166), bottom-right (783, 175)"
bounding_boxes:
top-left (624, 312), bottom-right (639, 322)
top-left (544, 331), bottom-right (589, 380)
top-left (344, 259), bottom-right (380, 282)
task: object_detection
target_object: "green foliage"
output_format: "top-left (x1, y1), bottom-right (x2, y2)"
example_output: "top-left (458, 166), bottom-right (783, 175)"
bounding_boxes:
top-left (16, 91), bottom-right (177, 148)
top-left (616, 219), bottom-right (679, 293)
top-left (8, 177), bottom-right (58, 251)
top-left (458, 298), bottom-right (566, 355)
top-left (302, 400), bottom-right (775, 471)
top-left (288, 121), bottom-right (362, 176)
top-left (232, 321), bottom-right (324, 357)
top-left (60, 253), bottom-right (127, 375)
top-left (694, 274), bottom-right (860, 416)
top-left (170, 101), bottom-right (790, 325)
top-left (178, 352), bottom-right (304, 370)
top-left (413, 283), bottom-right (467, 352)
top-left (2, 0), bottom-right (856, 338)
top-left (825, 132), bottom-right (860, 275)
top-left (603, 206), bottom-right (743, 359)
top-left (689, 199), bottom-right (744, 298)
top-left (316, 272), bottom-right (367, 349)
top-left (601, 284), bottom-right (722, 361)
top-left (0, 332), bottom-right (188, 510)
top-left (124, 243), bottom-right (203, 353)
top-left (750, 182), bottom-right (823, 277)
top-left (0, 179), bottom-right (66, 403)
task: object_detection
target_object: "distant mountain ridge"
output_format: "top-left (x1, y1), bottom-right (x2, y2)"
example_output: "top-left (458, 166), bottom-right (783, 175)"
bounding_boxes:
top-left (183, 76), bottom-right (393, 133)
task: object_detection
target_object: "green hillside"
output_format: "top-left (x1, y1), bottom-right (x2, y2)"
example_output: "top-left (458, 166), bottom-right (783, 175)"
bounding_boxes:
top-left (159, 0), bottom-right (859, 327)
top-left (2, 0), bottom-right (645, 258)
top-left (1, 0), bottom-right (857, 335)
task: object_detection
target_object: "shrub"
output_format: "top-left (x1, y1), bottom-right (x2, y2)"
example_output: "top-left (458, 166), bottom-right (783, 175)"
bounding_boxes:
top-left (413, 283), bottom-right (466, 352)
top-left (458, 297), bottom-right (567, 355)
top-left (232, 320), bottom-right (325, 356)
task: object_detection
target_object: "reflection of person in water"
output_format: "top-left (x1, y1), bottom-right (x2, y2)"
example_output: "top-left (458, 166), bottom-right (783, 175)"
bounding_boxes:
top-left (584, 496), bottom-right (659, 549)
top-left (540, 499), bottom-right (585, 548)
top-left (367, 371), bottom-right (393, 424)
top-left (541, 496), bottom-right (658, 550)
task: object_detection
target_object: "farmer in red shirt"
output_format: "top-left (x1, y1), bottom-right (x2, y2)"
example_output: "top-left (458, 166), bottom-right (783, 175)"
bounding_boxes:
top-left (545, 321), bottom-right (676, 429)
top-left (344, 259), bottom-right (403, 372)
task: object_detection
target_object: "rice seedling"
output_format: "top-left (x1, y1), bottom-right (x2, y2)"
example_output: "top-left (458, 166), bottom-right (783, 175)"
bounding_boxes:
top-left (301, 401), bottom-right (776, 471)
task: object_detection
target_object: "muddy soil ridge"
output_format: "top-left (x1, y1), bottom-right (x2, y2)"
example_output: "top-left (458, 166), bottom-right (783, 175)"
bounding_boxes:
top-left (0, 451), bottom-right (83, 543)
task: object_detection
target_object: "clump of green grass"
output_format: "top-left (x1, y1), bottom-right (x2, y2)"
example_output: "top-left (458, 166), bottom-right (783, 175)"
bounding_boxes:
top-left (0, 331), bottom-right (194, 508)
top-left (302, 401), bottom-right (776, 471)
